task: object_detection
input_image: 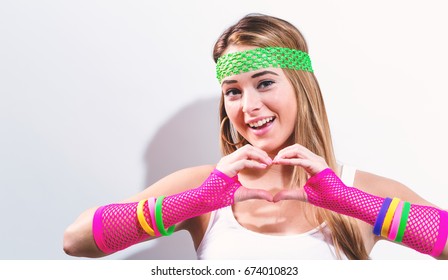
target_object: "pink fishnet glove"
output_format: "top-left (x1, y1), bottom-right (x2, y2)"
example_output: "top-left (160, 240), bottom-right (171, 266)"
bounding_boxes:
top-left (304, 168), bottom-right (448, 257)
top-left (161, 169), bottom-right (241, 227)
top-left (92, 169), bottom-right (241, 254)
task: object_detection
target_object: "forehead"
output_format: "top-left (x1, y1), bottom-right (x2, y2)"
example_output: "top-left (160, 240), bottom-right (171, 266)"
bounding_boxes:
top-left (221, 67), bottom-right (284, 85)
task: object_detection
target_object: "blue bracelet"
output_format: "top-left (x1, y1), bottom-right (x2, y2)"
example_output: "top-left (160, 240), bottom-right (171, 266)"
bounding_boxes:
top-left (373, 197), bottom-right (392, 236)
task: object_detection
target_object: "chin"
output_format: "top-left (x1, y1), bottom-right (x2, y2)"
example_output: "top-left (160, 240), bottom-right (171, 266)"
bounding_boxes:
top-left (250, 142), bottom-right (282, 155)
top-left (248, 137), bottom-right (293, 155)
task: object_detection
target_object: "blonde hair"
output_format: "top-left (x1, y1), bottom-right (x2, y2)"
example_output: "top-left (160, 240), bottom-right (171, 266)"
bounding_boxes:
top-left (213, 14), bottom-right (369, 259)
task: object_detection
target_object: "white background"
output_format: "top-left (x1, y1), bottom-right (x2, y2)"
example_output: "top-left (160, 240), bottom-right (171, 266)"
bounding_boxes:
top-left (1, 0), bottom-right (447, 260)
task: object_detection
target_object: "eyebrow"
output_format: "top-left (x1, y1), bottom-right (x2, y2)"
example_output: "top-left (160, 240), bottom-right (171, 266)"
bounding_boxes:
top-left (221, 70), bottom-right (279, 86)
top-left (251, 70), bottom-right (279, 79)
top-left (221, 79), bottom-right (238, 85)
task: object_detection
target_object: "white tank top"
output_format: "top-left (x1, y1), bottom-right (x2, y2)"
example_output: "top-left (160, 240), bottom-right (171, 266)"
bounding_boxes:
top-left (196, 165), bottom-right (357, 259)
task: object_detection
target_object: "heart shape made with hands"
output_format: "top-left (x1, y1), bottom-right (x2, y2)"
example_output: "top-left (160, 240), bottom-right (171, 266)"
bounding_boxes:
top-left (218, 143), bottom-right (330, 204)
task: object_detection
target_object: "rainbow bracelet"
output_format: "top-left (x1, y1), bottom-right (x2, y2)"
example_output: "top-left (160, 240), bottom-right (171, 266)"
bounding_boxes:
top-left (381, 197), bottom-right (401, 237)
top-left (373, 197), bottom-right (392, 236)
top-left (155, 196), bottom-right (176, 236)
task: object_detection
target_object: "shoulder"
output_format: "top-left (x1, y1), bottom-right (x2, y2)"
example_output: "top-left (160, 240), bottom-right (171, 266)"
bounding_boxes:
top-left (353, 169), bottom-right (435, 206)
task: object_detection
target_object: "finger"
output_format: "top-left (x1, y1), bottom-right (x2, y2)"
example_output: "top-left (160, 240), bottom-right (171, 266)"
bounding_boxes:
top-left (273, 189), bottom-right (307, 202)
top-left (274, 148), bottom-right (302, 163)
top-left (274, 157), bottom-right (326, 176)
top-left (221, 159), bottom-right (268, 177)
top-left (234, 186), bottom-right (274, 202)
top-left (237, 145), bottom-right (272, 165)
top-left (273, 145), bottom-right (296, 161)
top-left (274, 144), bottom-right (316, 162)
top-left (274, 158), bottom-right (312, 169)
top-left (238, 159), bottom-right (270, 170)
top-left (217, 146), bottom-right (271, 177)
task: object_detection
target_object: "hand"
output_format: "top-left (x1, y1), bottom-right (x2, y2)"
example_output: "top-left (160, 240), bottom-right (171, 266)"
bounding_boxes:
top-left (216, 144), bottom-right (273, 178)
top-left (272, 144), bottom-right (329, 203)
top-left (216, 145), bottom-right (274, 203)
top-left (234, 185), bottom-right (274, 203)
top-left (272, 187), bottom-right (307, 203)
top-left (272, 143), bottom-right (329, 177)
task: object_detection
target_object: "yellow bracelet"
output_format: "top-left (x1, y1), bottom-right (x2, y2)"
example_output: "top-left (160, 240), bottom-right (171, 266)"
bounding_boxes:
top-left (137, 199), bottom-right (155, 236)
top-left (381, 197), bottom-right (401, 237)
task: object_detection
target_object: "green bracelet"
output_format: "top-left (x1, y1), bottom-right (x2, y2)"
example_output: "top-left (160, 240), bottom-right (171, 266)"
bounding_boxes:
top-left (395, 201), bottom-right (411, 242)
top-left (155, 195), bottom-right (176, 236)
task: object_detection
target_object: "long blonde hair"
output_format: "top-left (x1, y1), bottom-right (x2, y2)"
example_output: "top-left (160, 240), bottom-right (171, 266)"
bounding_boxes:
top-left (213, 14), bottom-right (369, 259)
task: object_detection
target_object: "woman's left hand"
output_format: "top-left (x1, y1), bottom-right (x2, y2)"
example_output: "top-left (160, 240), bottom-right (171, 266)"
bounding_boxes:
top-left (272, 143), bottom-right (329, 202)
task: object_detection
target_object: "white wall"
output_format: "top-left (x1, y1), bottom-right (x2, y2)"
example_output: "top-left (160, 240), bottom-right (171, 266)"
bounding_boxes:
top-left (1, 0), bottom-right (447, 260)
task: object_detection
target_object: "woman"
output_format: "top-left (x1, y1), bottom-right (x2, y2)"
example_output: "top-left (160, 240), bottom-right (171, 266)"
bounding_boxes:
top-left (63, 14), bottom-right (447, 260)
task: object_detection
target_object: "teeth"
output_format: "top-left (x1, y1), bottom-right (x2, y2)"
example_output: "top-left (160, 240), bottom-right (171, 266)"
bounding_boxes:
top-left (248, 117), bottom-right (274, 128)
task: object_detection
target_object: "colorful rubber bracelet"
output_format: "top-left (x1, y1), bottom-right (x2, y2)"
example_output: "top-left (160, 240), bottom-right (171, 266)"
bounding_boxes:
top-left (137, 199), bottom-right (155, 236)
top-left (388, 201), bottom-right (404, 240)
top-left (373, 197), bottom-right (392, 236)
top-left (395, 201), bottom-right (411, 242)
top-left (430, 210), bottom-right (448, 257)
top-left (155, 196), bottom-right (176, 236)
top-left (148, 197), bottom-right (161, 237)
top-left (381, 197), bottom-right (401, 237)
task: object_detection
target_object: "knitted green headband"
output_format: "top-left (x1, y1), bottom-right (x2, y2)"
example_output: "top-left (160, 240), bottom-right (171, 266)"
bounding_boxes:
top-left (216, 47), bottom-right (313, 83)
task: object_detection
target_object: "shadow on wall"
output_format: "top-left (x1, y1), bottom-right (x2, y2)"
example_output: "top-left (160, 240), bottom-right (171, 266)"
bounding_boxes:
top-left (124, 96), bottom-right (222, 259)
top-left (145, 97), bottom-right (222, 186)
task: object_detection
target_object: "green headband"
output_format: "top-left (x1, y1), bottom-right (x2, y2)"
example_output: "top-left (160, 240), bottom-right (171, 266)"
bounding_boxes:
top-left (216, 46), bottom-right (313, 83)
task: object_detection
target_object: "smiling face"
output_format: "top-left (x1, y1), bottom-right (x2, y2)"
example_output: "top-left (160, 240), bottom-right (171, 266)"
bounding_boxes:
top-left (221, 46), bottom-right (298, 155)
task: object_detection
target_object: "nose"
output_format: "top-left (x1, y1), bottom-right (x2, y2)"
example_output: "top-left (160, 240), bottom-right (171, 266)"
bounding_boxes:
top-left (242, 90), bottom-right (263, 114)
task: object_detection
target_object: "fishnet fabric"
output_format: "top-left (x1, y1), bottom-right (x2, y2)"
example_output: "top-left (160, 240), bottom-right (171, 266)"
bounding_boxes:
top-left (304, 168), bottom-right (446, 256)
top-left (93, 201), bottom-right (153, 253)
top-left (216, 47), bottom-right (313, 83)
top-left (304, 168), bottom-right (384, 225)
top-left (402, 204), bottom-right (441, 254)
top-left (162, 169), bottom-right (241, 227)
top-left (92, 169), bottom-right (241, 253)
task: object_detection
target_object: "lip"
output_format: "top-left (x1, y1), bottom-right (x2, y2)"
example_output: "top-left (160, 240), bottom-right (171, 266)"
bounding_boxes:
top-left (246, 116), bottom-right (275, 126)
top-left (248, 117), bottom-right (275, 136)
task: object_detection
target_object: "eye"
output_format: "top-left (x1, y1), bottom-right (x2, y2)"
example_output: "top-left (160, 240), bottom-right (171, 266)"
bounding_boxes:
top-left (257, 80), bottom-right (275, 89)
top-left (224, 88), bottom-right (241, 97)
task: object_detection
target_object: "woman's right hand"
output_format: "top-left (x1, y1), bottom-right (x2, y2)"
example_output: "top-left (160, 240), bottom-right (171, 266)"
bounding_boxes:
top-left (215, 144), bottom-right (273, 178)
top-left (215, 144), bottom-right (274, 203)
